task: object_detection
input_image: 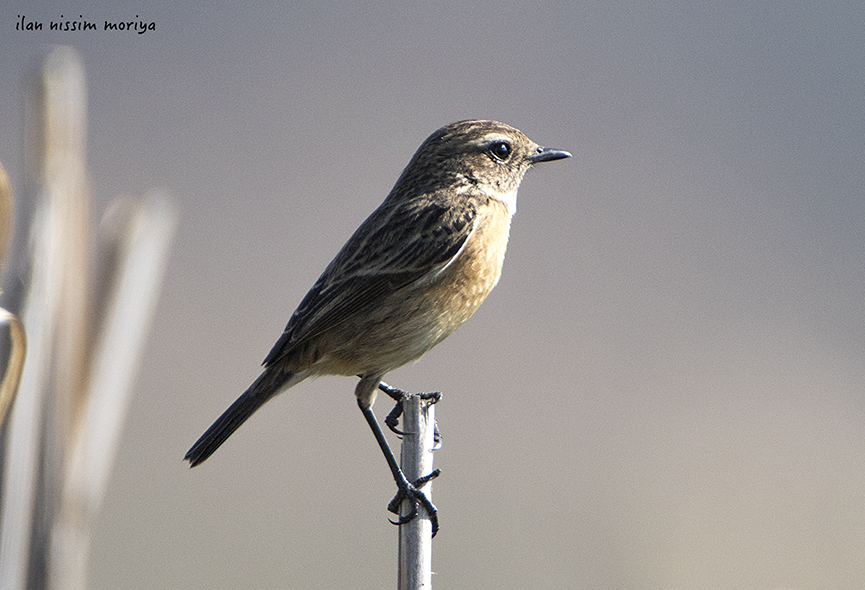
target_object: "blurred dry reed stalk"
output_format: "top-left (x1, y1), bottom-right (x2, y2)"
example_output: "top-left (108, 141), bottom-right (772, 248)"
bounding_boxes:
top-left (0, 46), bottom-right (177, 590)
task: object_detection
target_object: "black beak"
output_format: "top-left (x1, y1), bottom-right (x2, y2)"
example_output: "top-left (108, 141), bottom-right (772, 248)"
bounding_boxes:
top-left (529, 146), bottom-right (572, 164)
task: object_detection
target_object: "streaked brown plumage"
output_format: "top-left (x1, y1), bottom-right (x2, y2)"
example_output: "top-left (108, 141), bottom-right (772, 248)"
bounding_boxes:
top-left (185, 119), bottom-right (570, 534)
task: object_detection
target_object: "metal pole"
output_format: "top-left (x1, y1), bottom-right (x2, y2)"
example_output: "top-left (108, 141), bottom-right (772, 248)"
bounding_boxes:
top-left (397, 394), bottom-right (435, 590)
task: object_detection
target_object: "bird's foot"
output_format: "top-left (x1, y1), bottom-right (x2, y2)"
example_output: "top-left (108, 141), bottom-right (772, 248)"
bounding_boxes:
top-left (387, 469), bottom-right (441, 537)
top-left (379, 382), bottom-right (409, 434)
top-left (378, 382), bottom-right (442, 446)
top-left (384, 392), bottom-right (443, 449)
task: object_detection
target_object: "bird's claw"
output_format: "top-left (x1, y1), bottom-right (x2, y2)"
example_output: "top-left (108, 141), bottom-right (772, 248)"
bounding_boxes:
top-left (389, 504), bottom-right (419, 526)
top-left (378, 381), bottom-right (409, 402)
top-left (387, 469), bottom-right (441, 537)
top-left (379, 382), bottom-right (442, 439)
top-left (384, 402), bottom-right (406, 435)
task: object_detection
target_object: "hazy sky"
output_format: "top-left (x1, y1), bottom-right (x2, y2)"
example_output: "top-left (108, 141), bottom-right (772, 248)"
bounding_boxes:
top-left (2, 2), bottom-right (864, 589)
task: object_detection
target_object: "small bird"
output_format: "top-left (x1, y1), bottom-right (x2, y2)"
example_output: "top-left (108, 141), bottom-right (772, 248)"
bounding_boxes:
top-left (185, 120), bottom-right (570, 535)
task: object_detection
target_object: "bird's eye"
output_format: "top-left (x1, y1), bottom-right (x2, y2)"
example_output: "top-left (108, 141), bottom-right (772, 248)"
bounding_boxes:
top-left (489, 141), bottom-right (512, 161)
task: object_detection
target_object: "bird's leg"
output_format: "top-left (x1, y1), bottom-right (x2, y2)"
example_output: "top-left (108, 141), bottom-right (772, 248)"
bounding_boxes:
top-left (358, 398), bottom-right (441, 537)
top-left (378, 381), bottom-right (442, 447)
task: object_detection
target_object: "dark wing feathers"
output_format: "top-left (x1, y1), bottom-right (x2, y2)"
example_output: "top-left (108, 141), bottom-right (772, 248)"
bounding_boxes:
top-left (263, 194), bottom-right (477, 367)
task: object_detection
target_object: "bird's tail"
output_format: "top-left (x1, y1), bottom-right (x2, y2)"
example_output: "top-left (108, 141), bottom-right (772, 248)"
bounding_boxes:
top-left (184, 368), bottom-right (304, 467)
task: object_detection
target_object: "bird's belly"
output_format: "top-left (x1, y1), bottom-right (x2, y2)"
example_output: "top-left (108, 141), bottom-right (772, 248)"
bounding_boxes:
top-left (321, 209), bottom-right (510, 375)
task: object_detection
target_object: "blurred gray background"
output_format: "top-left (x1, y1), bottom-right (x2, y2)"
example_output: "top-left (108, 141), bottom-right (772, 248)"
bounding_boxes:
top-left (2, 2), bottom-right (864, 589)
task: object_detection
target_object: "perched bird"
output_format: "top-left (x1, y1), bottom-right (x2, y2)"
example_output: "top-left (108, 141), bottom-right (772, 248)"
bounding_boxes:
top-left (185, 119), bottom-right (570, 535)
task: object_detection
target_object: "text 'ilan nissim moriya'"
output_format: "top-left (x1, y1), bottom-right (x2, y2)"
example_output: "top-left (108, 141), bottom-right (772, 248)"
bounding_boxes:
top-left (16, 15), bottom-right (155, 34)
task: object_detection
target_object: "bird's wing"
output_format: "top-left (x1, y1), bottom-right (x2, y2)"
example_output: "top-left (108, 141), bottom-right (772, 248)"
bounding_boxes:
top-left (263, 194), bottom-right (478, 367)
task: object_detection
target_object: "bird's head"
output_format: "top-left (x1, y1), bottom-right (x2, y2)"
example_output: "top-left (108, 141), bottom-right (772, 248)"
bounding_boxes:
top-left (390, 120), bottom-right (571, 214)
